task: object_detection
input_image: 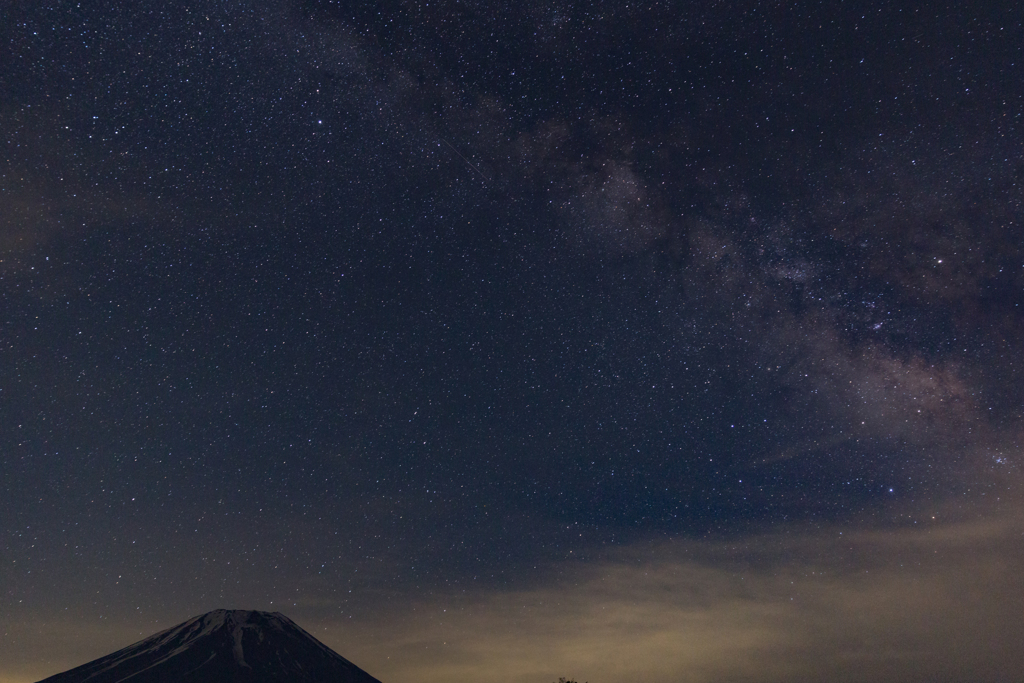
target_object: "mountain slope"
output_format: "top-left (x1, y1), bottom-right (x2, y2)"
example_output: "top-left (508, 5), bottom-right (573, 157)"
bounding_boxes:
top-left (37, 609), bottom-right (382, 683)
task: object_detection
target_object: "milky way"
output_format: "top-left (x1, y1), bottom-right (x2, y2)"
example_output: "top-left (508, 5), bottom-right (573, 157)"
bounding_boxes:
top-left (2, 2), bottom-right (1022, 682)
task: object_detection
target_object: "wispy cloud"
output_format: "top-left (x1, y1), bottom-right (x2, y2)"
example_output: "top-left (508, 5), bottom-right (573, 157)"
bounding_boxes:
top-left (321, 506), bottom-right (1024, 683)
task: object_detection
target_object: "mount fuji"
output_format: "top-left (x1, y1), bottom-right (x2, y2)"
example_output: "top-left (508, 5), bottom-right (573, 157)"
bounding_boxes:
top-left (36, 609), bottom-right (382, 683)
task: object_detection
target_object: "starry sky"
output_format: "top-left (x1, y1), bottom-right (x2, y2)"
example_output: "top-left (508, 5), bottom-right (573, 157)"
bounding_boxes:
top-left (2, 1), bottom-right (1023, 682)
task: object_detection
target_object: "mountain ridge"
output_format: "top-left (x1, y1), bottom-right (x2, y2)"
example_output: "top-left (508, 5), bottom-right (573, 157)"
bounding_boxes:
top-left (36, 609), bottom-right (382, 683)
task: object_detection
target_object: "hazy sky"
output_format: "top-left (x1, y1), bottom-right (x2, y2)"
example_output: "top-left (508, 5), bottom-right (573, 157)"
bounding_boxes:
top-left (2, 2), bottom-right (1022, 682)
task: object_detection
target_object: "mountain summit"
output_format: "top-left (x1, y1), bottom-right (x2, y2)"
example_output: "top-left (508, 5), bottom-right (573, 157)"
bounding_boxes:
top-left (36, 609), bottom-right (382, 683)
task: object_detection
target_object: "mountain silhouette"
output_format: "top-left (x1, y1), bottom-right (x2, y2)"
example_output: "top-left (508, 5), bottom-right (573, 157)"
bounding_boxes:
top-left (36, 609), bottom-right (382, 683)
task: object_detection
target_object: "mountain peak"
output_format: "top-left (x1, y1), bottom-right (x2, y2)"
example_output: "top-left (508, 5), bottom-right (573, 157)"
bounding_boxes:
top-left (37, 609), bottom-right (381, 683)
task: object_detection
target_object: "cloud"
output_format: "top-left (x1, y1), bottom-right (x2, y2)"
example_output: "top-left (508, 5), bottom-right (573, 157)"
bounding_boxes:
top-left (320, 506), bottom-right (1024, 683)
top-left (9, 505), bottom-right (1022, 683)
top-left (0, 619), bottom-right (158, 683)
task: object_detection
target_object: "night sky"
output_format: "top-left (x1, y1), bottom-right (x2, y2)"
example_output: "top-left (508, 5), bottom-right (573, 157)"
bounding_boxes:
top-left (2, 1), bottom-right (1023, 682)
